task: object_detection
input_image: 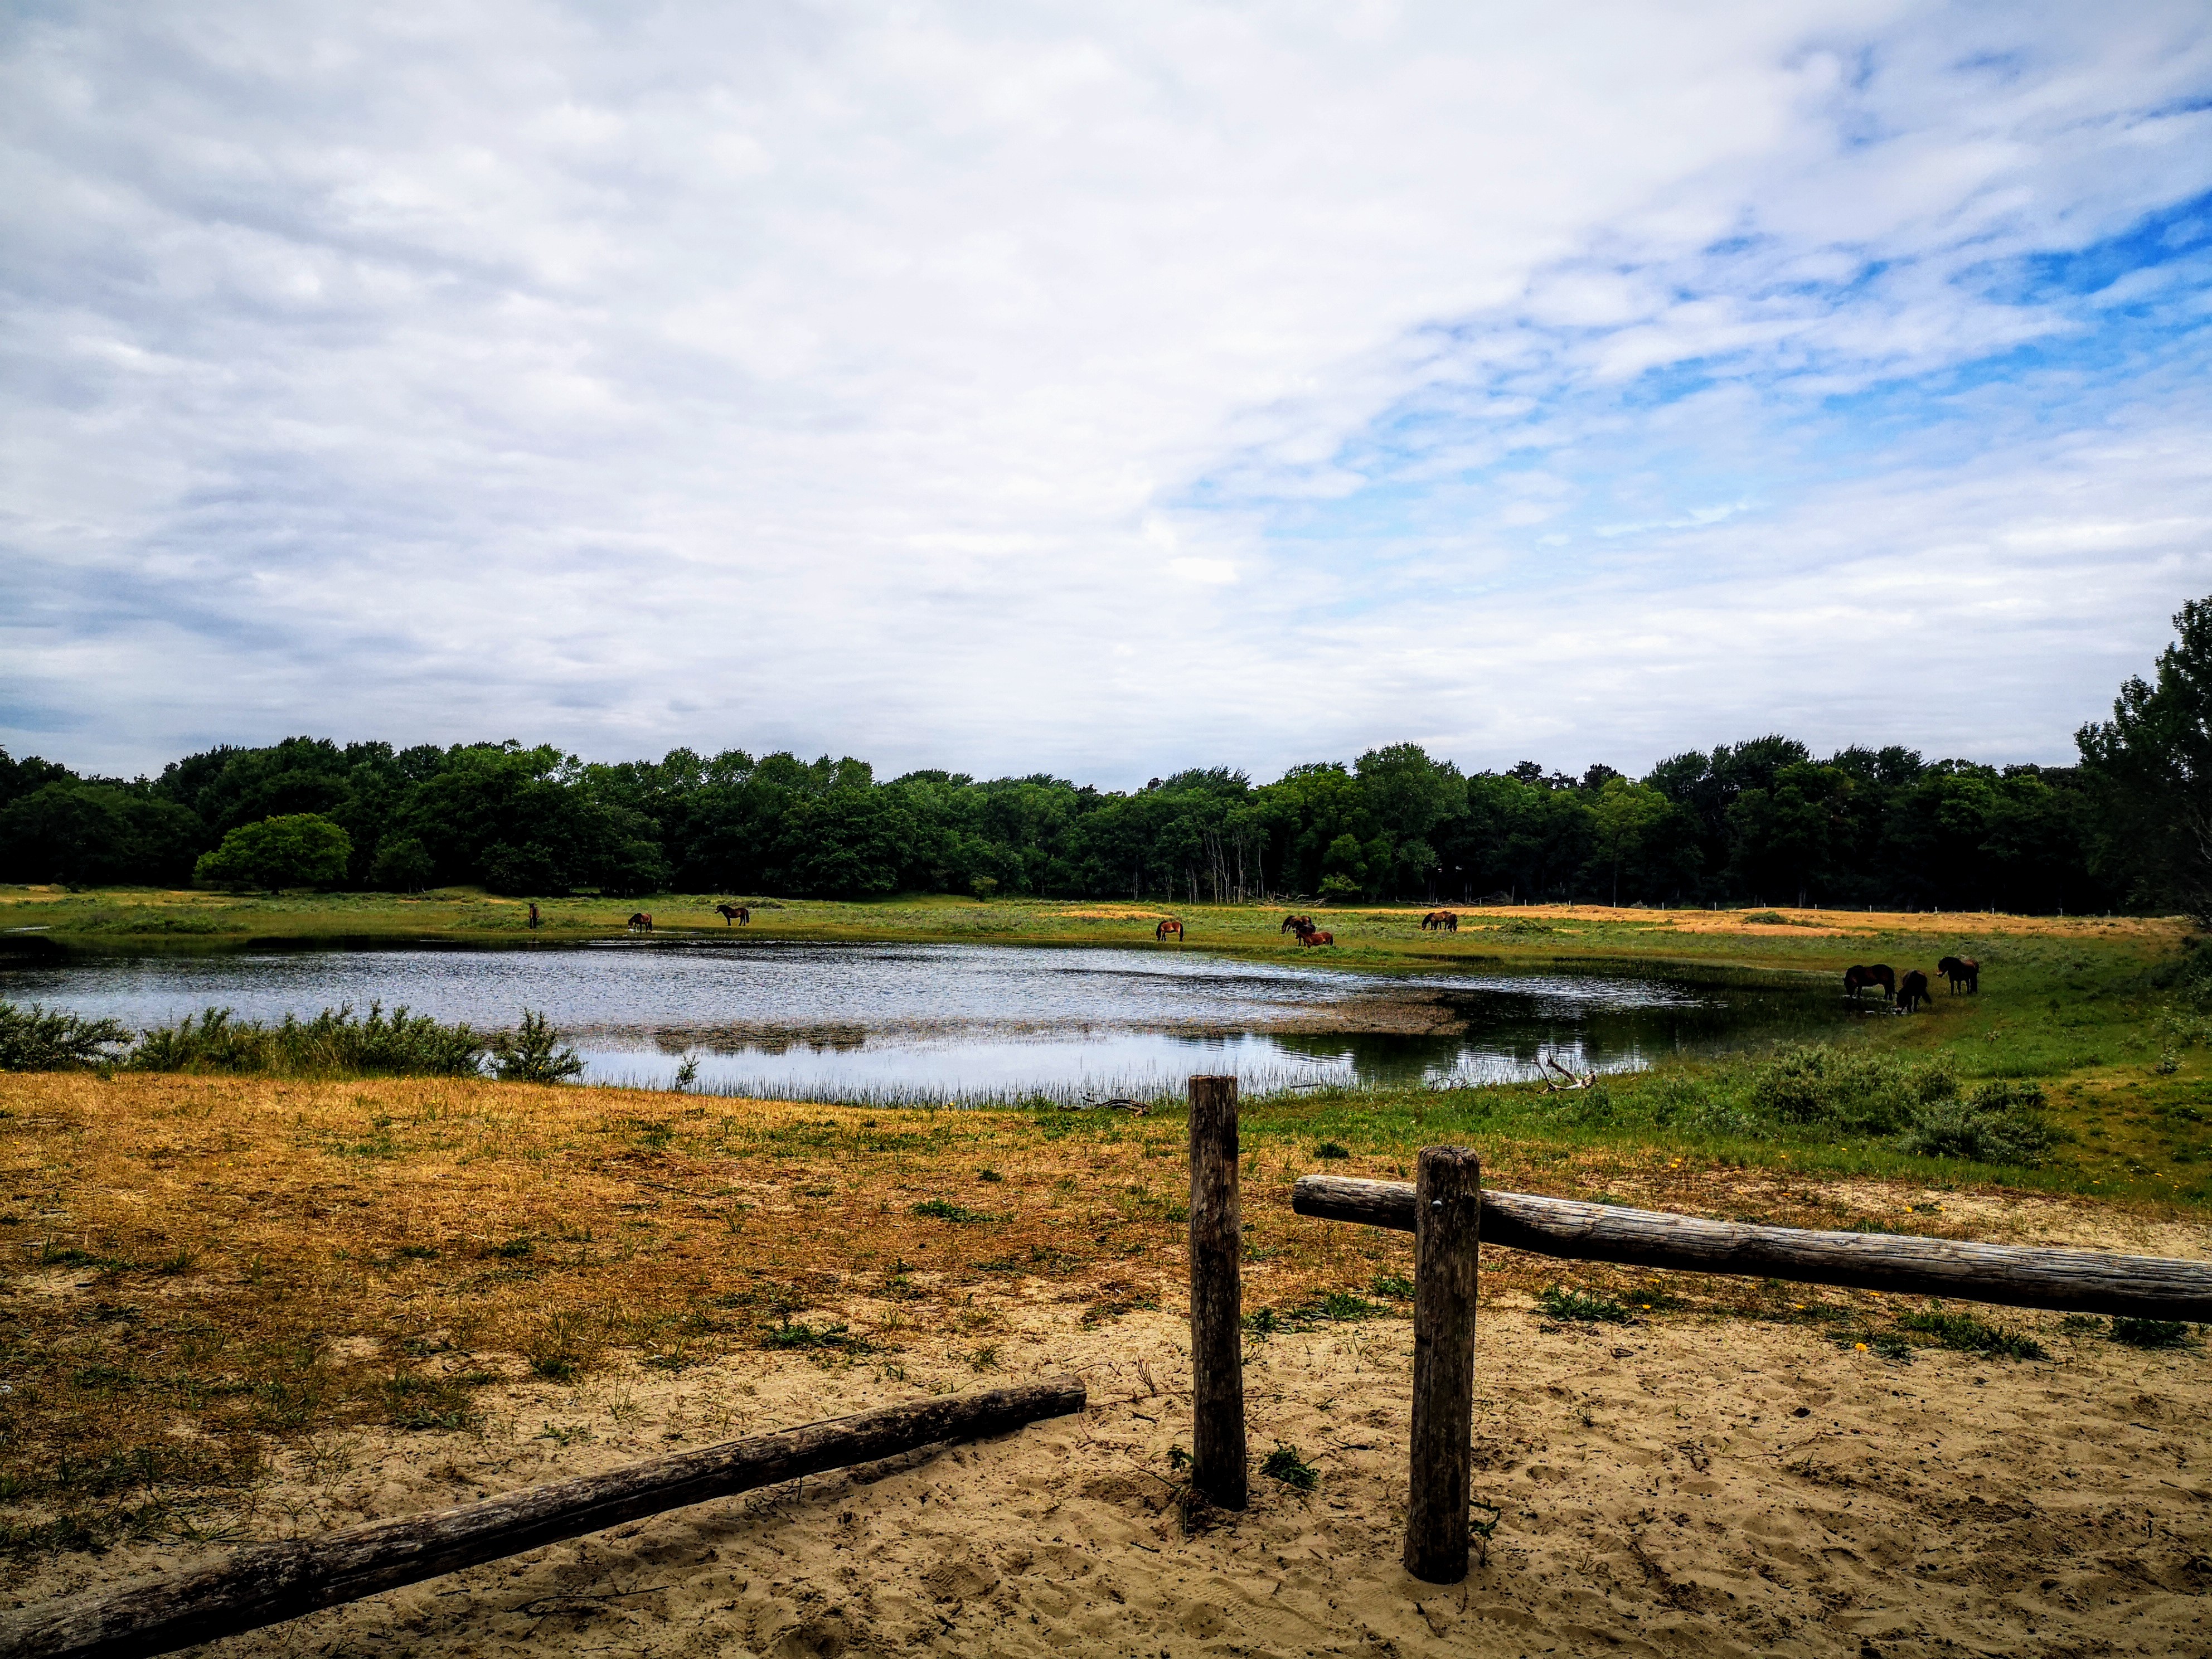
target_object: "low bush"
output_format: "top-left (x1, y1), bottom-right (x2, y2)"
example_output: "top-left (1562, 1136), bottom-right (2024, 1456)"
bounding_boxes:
top-left (0, 1001), bottom-right (129, 1071)
top-left (488, 1009), bottom-right (585, 1084)
top-left (129, 1003), bottom-right (487, 1079)
top-left (1750, 1045), bottom-right (1958, 1136)
top-left (1900, 1081), bottom-right (2064, 1167)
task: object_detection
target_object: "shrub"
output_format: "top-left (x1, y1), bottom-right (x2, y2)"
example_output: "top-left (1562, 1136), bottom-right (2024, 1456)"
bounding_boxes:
top-left (1316, 874), bottom-right (1361, 903)
top-left (128, 1003), bottom-right (486, 1078)
top-left (1900, 1080), bottom-right (2063, 1166)
top-left (0, 1001), bottom-right (129, 1071)
top-left (1742, 911), bottom-right (1791, 925)
top-left (488, 1010), bottom-right (584, 1084)
top-left (1750, 1045), bottom-right (1957, 1136)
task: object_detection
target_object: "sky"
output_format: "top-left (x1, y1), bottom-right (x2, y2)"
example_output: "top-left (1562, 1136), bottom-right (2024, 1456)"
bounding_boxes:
top-left (4, 1), bottom-right (2211, 787)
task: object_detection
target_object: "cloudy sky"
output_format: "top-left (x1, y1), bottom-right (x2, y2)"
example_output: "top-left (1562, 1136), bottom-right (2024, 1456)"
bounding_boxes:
top-left (5, 2), bottom-right (2211, 785)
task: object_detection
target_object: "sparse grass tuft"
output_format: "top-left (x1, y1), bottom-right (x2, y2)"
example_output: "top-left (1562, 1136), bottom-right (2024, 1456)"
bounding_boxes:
top-left (1539, 1286), bottom-right (1633, 1324)
top-left (2111, 1317), bottom-right (2196, 1350)
top-left (1895, 1308), bottom-right (2048, 1361)
top-left (1261, 1443), bottom-right (1320, 1491)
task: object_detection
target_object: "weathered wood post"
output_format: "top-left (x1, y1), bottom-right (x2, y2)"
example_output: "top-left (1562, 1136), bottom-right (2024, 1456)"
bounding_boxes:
top-left (1405, 1144), bottom-right (1481, 1583)
top-left (1187, 1073), bottom-right (1248, 1509)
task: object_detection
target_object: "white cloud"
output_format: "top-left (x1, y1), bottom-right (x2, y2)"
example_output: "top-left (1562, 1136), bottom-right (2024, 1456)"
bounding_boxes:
top-left (2, 1), bottom-right (2209, 782)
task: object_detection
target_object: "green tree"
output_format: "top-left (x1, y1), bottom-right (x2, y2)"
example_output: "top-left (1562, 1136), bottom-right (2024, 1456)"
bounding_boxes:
top-left (195, 813), bottom-right (353, 892)
top-left (2078, 596), bottom-right (2212, 920)
top-left (371, 835), bottom-right (435, 892)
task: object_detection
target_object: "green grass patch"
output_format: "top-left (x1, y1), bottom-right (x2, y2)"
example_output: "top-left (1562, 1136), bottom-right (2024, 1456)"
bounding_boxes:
top-left (1538, 1286), bottom-right (1633, 1324)
top-left (1895, 1308), bottom-right (2048, 1361)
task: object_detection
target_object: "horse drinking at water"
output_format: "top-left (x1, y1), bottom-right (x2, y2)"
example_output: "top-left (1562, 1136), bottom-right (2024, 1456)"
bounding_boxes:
top-left (1843, 963), bottom-right (1895, 1003)
top-left (627, 912), bottom-right (653, 933)
top-left (1897, 969), bottom-right (1932, 1013)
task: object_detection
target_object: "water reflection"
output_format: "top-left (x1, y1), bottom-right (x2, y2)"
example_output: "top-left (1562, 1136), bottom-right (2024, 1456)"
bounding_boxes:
top-left (5, 939), bottom-right (1837, 1103)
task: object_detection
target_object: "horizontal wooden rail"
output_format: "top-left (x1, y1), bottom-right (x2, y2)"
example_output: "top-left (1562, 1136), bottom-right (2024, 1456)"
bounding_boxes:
top-left (2, 1379), bottom-right (1086, 1659)
top-left (1293, 1175), bottom-right (2212, 1320)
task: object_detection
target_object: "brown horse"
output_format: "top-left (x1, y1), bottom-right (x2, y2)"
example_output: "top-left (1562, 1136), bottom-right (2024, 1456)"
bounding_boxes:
top-left (1843, 964), bottom-right (1895, 1003)
top-left (527, 903), bottom-right (541, 930)
top-left (1156, 918), bottom-right (1183, 942)
top-left (1280, 914), bottom-right (1315, 936)
top-left (715, 903), bottom-right (750, 926)
top-left (1422, 910), bottom-right (1459, 932)
top-left (1937, 955), bottom-right (1979, 994)
top-left (1897, 969), bottom-right (1932, 1013)
top-left (627, 911), bottom-right (653, 933)
top-left (1298, 929), bottom-right (1335, 948)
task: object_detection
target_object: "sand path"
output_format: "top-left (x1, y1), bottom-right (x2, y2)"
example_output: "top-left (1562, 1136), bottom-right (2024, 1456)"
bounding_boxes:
top-left (13, 1292), bottom-right (2210, 1658)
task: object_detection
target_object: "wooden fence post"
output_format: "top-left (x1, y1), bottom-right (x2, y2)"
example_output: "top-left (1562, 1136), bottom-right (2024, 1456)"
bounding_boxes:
top-left (1187, 1073), bottom-right (1247, 1510)
top-left (1405, 1144), bottom-right (1481, 1583)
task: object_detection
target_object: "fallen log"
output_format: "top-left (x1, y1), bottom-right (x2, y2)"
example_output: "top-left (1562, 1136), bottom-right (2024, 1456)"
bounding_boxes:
top-left (1292, 1175), bottom-right (2212, 1320)
top-left (3, 1378), bottom-right (1086, 1659)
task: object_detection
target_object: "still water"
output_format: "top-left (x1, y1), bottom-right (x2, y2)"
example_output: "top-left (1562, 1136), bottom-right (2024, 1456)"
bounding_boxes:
top-left (6, 940), bottom-right (1831, 1102)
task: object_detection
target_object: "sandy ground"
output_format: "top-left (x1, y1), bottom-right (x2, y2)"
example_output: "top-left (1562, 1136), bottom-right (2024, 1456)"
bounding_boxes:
top-left (12, 1281), bottom-right (2211, 1659)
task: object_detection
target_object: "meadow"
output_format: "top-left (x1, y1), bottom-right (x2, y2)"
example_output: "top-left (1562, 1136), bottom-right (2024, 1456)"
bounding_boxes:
top-left (3, 889), bottom-right (2209, 1652)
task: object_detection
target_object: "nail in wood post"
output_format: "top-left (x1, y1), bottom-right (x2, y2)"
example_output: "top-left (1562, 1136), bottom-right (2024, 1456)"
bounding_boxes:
top-left (1405, 1144), bottom-right (1481, 1583)
top-left (1187, 1073), bottom-right (1247, 1510)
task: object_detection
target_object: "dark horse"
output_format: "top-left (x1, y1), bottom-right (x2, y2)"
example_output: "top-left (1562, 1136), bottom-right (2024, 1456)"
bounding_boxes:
top-left (1280, 914), bottom-right (1315, 936)
top-left (1937, 955), bottom-right (1979, 995)
top-left (527, 903), bottom-right (541, 930)
top-left (1156, 918), bottom-right (1183, 942)
top-left (1897, 969), bottom-right (1932, 1013)
top-left (627, 911), bottom-right (653, 933)
top-left (1298, 928), bottom-right (1335, 948)
top-left (715, 903), bottom-right (750, 926)
top-left (1421, 910), bottom-right (1459, 932)
top-left (1843, 963), bottom-right (1895, 1003)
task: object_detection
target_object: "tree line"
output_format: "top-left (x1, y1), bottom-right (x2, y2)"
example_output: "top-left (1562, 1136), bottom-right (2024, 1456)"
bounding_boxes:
top-left (0, 730), bottom-right (2127, 912)
top-left (5, 594), bottom-right (2209, 914)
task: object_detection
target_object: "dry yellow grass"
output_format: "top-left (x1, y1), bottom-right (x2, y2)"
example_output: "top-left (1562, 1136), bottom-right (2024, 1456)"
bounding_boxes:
top-left (4, 1069), bottom-right (2202, 1574)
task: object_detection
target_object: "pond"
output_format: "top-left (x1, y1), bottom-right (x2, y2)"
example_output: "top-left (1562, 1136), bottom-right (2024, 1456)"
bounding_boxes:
top-left (3, 940), bottom-right (1837, 1103)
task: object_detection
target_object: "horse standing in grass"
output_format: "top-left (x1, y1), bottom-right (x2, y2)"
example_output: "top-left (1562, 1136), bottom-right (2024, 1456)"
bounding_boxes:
top-left (1281, 914), bottom-right (1314, 936)
top-left (715, 903), bottom-right (750, 926)
top-left (1156, 918), bottom-right (1184, 942)
top-left (527, 903), bottom-right (540, 930)
top-left (1844, 963), bottom-right (1895, 1003)
top-left (1298, 929), bottom-right (1335, 948)
top-left (1897, 969), bottom-right (1932, 1013)
top-left (628, 911), bottom-right (653, 933)
top-left (1937, 955), bottom-right (1979, 994)
top-left (1423, 910), bottom-right (1459, 932)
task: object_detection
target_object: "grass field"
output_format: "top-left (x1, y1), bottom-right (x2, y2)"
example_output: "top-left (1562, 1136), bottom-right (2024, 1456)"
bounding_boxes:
top-left (3, 886), bottom-right (2208, 1574)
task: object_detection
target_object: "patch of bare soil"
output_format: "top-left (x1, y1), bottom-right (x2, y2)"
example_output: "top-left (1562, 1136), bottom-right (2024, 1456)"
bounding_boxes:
top-left (12, 1297), bottom-right (2209, 1658)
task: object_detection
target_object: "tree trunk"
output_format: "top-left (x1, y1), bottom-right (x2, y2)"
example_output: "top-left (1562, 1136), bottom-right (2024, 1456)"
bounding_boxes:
top-left (2, 1381), bottom-right (1086, 1659)
top-left (1291, 1176), bottom-right (2212, 1319)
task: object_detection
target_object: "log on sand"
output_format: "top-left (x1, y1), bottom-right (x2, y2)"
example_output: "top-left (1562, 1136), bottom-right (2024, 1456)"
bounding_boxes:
top-left (3, 1379), bottom-right (1086, 1659)
top-left (1292, 1175), bottom-right (2212, 1320)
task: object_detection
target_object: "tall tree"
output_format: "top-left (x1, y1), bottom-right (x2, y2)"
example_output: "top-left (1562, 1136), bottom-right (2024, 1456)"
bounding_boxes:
top-left (2078, 596), bottom-right (2212, 920)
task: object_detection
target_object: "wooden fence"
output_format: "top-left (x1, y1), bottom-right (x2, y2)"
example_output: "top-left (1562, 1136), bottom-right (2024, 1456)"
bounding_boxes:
top-left (1182, 1075), bottom-right (2212, 1584)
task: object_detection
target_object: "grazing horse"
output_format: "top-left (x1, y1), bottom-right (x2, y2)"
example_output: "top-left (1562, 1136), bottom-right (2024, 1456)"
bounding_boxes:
top-left (715, 903), bottom-right (750, 926)
top-left (1420, 910), bottom-right (1459, 933)
top-left (1156, 918), bottom-right (1184, 942)
top-left (1937, 954), bottom-right (1979, 995)
top-left (627, 911), bottom-right (653, 933)
top-left (1281, 914), bottom-right (1315, 936)
top-left (1843, 963), bottom-right (1895, 1003)
top-left (1896, 969), bottom-right (1932, 1013)
top-left (1298, 929), bottom-right (1335, 948)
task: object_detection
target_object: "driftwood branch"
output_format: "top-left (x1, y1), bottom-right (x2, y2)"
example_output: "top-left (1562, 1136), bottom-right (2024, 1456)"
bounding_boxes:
top-left (3, 1379), bottom-right (1086, 1659)
top-left (1292, 1175), bottom-right (2212, 1320)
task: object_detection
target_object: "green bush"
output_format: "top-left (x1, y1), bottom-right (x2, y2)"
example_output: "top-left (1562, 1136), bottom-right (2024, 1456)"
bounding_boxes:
top-left (1900, 1081), bottom-right (2063, 1166)
top-left (0, 1001), bottom-right (130, 1071)
top-left (488, 1009), bottom-right (584, 1084)
top-left (1749, 1045), bottom-right (1957, 1136)
top-left (128, 1003), bottom-right (487, 1078)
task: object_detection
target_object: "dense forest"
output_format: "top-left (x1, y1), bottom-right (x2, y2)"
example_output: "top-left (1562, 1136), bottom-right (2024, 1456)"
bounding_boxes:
top-left (0, 732), bottom-right (2124, 913)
